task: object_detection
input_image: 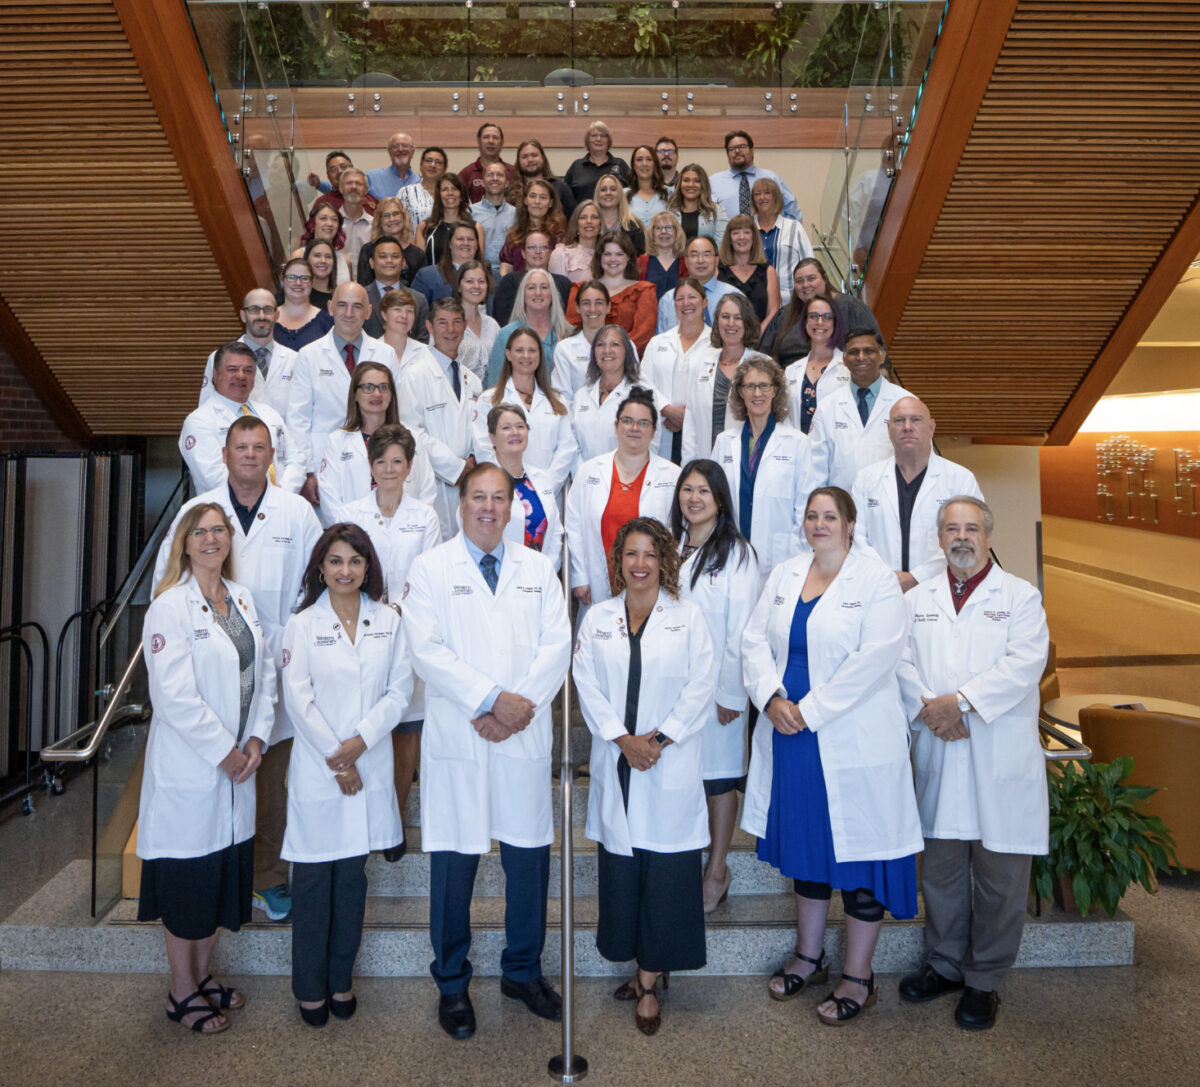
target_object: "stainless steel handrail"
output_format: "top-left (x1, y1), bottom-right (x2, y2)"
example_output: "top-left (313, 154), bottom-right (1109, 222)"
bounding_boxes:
top-left (41, 645), bottom-right (144, 762)
top-left (1039, 717), bottom-right (1092, 762)
top-left (549, 526), bottom-right (587, 1082)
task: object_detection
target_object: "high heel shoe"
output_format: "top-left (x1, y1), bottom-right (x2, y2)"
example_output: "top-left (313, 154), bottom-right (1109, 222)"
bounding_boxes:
top-left (702, 868), bottom-right (733, 914)
top-left (816, 972), bottom-right (877, 1026)
top-left (634, 971), bottom-right (663, 1036)
top-left (768, 947), bottom-right (828, 1001)
top-left (614, 970), bottom-right (669, 1001)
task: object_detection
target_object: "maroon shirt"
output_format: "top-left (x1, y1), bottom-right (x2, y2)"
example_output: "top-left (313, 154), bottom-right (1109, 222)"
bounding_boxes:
top-left (948, 559), bottom-right (993, 613)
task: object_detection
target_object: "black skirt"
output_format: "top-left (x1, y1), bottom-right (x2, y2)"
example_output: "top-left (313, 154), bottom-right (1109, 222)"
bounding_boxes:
top-left (138, 838), bottom-right (254, 940)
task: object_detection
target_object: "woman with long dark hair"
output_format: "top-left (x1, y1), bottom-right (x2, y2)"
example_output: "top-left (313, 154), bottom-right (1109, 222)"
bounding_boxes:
top-left (499, 178), bottom-right (567, 274)
top-left (416, 173), bottom-right (486, 264)
top-left (670, 460), bottom-right (759, 912)
top-left (782, 293), bottom-right (849, 435)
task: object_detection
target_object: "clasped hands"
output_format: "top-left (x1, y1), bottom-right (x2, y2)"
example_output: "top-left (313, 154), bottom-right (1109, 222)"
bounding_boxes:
top-left (327, 734), bottom-right (369, 795)
top-left (766, 696), bottom-right (807, 735)
top-left (219, 737), bottom-right (264, 784)
top-left (615, 730), bottom-right (665, 772)
top-left (919, 693), bottom-right (970, 741)
top-left (472, 691), bottom-right (536, 744)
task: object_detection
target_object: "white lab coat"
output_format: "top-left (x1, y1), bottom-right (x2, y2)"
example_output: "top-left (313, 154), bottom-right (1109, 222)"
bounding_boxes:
top-left (809, 376), bottom-right (911, 491)
top-left (679, 349), bottom-right (747, 464)
top-left (286, 330), bottom-right (402, 475)
top-left (403, 535), bottom-right (571, 853)
top-left (851, 452), bottom-right (984, 585)
top-left (471, 381), bottom-right (579, 497)
top-left (280, 592), bottom-right (414, 863)
top-left (315, 425), bottom-right (438, 528)
top-left (564, 451), bottom-right (681, 604)
top-left (551, 332), bottom-right (593, 402)
top-left (395, 348), bottom-right (483, 539)
top-left (896, 566), bottom-right (1049, 854)
top-left (741, 546), bottom-right (924, 863)
top-left (343, 490), bottom-right (441, 722)
top-left (711, 422), bottom-right (817, 581)
top-left (573, 590), bottom-right (716, 855)
top-left (568, 377), bottom-right (671, 469)
top-left (199, 338), bottom-right (297, 418)
top-left (138, 578), bottom-right (276, 860)
top-left (679, 541), bottom-right (760, 778)
top-left (179, 392), bottom-right (305, 494)
top-left (783, 350), bottom-right (848, 431)
top-left (154, 485), bottom-right (323, 742)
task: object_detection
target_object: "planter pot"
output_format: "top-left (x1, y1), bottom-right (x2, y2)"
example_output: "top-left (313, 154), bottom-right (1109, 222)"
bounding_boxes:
top-left (1052, 873), bottom-right (1079, 915)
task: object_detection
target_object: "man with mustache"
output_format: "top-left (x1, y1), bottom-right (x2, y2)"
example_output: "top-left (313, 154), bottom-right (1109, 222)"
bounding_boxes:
top-left (894, 497), bottom-right (1050, 1032)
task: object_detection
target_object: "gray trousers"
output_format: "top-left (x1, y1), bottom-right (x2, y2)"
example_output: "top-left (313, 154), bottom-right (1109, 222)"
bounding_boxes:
top-left (921, 837), bottom-right (1032, 992)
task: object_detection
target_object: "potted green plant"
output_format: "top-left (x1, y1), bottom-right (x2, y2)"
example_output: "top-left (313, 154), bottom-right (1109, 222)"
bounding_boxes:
top-left (1032, 756), bottom-right (1182, 918)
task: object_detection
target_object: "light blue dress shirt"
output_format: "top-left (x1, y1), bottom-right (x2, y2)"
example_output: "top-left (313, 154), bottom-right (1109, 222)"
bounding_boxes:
top-left (709, 165), bottom-right (800, 222)
top-left (366, 163), bottom-right (421, 200)
top-left (463, 533), bottom-right (505, 715)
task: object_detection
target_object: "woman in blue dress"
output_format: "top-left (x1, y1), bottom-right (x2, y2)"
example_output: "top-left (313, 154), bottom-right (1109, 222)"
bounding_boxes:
top-left (741, 486), bottom-right (923, 1025)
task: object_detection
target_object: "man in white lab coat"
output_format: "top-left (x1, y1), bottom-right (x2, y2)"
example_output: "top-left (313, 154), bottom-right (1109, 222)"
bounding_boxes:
top-left (198, 288), bottom-right (296, 416)
top-left (895, 497), bottom-right (1049, 1031)
top-left (850, 396), bottom-right (983, 591)
top-left (402, 464), bottom-right (571, 1040)
top-left (157, 416), bottom-right (323, 922)
top-left (180, 342), bottom-right (304, 494)
top-left (809, 329), bottom-right (911, 491)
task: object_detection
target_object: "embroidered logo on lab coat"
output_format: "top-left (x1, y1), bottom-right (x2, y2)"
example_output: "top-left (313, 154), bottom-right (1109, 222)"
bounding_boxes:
top-left (151, 634), bottom-right (166, 654)
top-left (982, 610), bottom-right (1010, 622)
top-left (452, 585), bottom-right (473, 596)
top-left (867, 498), bottom-right (880, 508)
top-left (184, 435), bottom-right (196, 450)
top-left (282, 649), bottom-right (291, 667)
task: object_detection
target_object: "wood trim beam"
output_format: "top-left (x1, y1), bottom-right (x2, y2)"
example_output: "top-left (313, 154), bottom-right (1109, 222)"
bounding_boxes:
top-left (862, 0), bottom-right (1020, 338)
top-left (0, 296), bottom-right (92, 443)
top-left (1045, 190), bottom-right (1200, 445)
top-left (111, 0), bottom-right (275, 302)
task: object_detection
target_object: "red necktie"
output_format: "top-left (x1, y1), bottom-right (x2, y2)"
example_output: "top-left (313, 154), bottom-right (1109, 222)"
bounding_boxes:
top-left (343, 342), bottom-right (357, 376)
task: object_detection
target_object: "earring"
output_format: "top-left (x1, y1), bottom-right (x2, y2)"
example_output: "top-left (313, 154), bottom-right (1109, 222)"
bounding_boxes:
top-left (318, 572), bottom-right (325, 584)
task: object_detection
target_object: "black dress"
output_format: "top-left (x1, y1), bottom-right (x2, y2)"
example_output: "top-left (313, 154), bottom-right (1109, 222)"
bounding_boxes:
top-left (718, 263), bottom-right (770, 324)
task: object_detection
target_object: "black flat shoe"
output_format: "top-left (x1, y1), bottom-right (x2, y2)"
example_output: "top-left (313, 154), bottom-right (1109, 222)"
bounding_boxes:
top-left (438, 992), bottom-right (476, 1040)
top-left (955, 986), bottom-right (999, 1031)
top-left (899, 963), bottom-right (965, 1004)
top-left (501, 976), bottom-right (562, 1021)
top-left (382, 838), bottom-right (408, 863)
top-left (299, 1000), bottom-right (329, 1028)
top-left (329, 993), bottom-right (357, 1020)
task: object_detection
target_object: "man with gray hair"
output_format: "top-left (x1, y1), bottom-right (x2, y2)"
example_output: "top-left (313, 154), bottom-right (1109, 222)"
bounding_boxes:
top-left (895, 496), bottom-right (1049, 1031)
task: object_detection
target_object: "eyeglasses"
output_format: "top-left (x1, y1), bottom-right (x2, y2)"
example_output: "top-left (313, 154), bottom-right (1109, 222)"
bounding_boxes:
top-left (188, 525), bottom-right (229, 540)
top-left (283, 274), bottom-right (312, 284)
top-left (618, 416), bottom-right (655, 430)
top-left (807, 312), bottom-right (834, 323)
top-left (726, 142), bottom-right (751, 152)
top-left (742, 382), bottom-right (775, 394)
top-left (243, 305), bottom-right (276, 315)
top-left (357, 382), bottom-right (390, 394)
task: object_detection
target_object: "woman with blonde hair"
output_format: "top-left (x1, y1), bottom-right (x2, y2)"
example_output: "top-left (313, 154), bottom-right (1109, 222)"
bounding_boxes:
top-left (355, 197), bottom-right (424, 285)
top-left (485, 267), bottom-right (573, 387)
top-left (594, 173), bottom-right (646, 255)
top-left (138, 501), bottom-right (275, 1035)
top-left (637, 211), bottom-right (688, 300)
top-left (752, 177), bottom-right (813, 287)
top-left (549, 200), bottom-right (604, 284)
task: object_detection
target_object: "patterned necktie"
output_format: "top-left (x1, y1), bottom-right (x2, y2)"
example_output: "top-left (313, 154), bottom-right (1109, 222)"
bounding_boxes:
top-left (738, 171), bottom-right (751, 215)
top-left (480, 553), bottom-right (498, 593)
top-left (254, 346), bottom-right (269, 378)
top-left (343, 342), bottom-right (357, 376)
top-left (857, 386), bottom-right (871, 425)
top-left (450, 359), bottom-right (462, 400)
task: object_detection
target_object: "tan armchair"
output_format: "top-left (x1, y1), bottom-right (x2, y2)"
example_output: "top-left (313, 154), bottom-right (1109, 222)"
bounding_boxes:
top-left (1078, 705), bottom-right (1200, 870)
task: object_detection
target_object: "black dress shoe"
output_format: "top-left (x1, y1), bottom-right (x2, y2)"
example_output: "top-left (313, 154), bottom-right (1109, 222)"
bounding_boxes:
top-left (899, 963), bottom-right (966, 1004)
top-left (955, 986), bottom-right (999, 1031)
top-left (299, 1000), bottom-right (329, 1028)
top-left (329, 993), bottom-right (357, 1020)
top-left (438, 992), bottom-right (476, 1040)
top-left (500, 976), bottom-right (563, 1021)
top-left (382, 838), bottom-right (408, 863)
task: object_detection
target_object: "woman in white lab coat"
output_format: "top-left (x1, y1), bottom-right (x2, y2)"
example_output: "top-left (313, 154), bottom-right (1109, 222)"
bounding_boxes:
top-left (567, 324), bottom-right (668, 467)
top-left (565, 387), bottom-right (680, 608)
top-left (680, 291), bottom-right (758, 463)
top-left (281, 523), bottom-right (413, 1027)
top-left (138, 502), bottom-right (275, 1036)
top-left (342, 423), bottom-right (441, 863)
top-left (782, 293), bottom-right (848, 435)
top-left (552, 279), bottom-right (611, 402)
top-left (669, 460), bottom-right (759, 913)
top-left (711, 355), bottom-right (816, 582)
top-left (740, 487), bottom-right (923, 1025)
top-left (482, 402), bottom-right (564, 569)
top-left (572, 517), bottom-right (715, 1035)
top-left (317, 361), bottom-right (436, 526)
top-left (472, 327), bottom-right (578, 498)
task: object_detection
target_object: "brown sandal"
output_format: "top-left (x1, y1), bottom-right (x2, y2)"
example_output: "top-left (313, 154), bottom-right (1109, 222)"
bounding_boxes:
top-left (634, 971), bottom-right (663, 1036)
top-left (614, 969), bottom-right (669, 1001)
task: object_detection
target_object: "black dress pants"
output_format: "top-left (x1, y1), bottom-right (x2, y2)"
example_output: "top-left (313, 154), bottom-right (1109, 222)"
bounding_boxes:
top-left (291, 854), bottom-right (368, 1002)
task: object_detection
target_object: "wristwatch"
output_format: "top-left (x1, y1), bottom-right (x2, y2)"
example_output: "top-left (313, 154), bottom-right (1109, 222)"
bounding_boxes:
top-left (955, 691), bottom-right (971, 714)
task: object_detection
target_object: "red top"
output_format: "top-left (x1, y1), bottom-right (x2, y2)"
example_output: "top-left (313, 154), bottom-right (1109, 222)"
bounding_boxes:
top-left (601, 460), bottom-right (649, 589)
top-left (566, 279), bottom-right (658, 354)
top-left (948, 559), bottom-right (993, 613)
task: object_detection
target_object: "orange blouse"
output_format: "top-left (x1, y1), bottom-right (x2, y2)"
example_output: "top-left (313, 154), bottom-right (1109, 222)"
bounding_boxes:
top-left (566, 279), bottom-right (658, 355)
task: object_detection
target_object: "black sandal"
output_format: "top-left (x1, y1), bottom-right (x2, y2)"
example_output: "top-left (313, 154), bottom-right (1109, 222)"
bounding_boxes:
top-left (768, 948), bottom-right (828, 1001)
top-left (198, 973), bottom-right (245, 1011)
top-left (166, 989), bottom-right (229, 1034)
top-left (817, 972), bottom-right (877, 1026)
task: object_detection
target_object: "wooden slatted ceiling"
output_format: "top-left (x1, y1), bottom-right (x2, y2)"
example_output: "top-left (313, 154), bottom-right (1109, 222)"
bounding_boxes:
top-left (877, 0), bottom-right (1200, 439)
top-left (0, 2), bottom-right (260, 436)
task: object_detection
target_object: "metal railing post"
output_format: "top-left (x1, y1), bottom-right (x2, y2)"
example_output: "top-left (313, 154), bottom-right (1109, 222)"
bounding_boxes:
top-left (549, 528), bottom-right (587, 1082)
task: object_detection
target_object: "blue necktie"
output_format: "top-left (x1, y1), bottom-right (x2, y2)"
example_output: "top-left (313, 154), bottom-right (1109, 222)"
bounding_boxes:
top-left (857, 386), bottom-right (871, 426)
top-left (480, 553), bottom-right (498, 593)
top-left (450, 359), bottom-right (462, 400)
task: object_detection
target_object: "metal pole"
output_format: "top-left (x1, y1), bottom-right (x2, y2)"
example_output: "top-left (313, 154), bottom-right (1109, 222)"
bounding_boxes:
top-left (549, 529), bottom-right (587, 1082)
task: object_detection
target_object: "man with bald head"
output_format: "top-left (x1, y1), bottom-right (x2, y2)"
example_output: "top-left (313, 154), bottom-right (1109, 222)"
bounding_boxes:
top-left (286, 281), bottom-right (401, 510)
top-left (850, 396), bottom-right (984, 591)
top-left (367, 131), bottom-right (420, 199)
top-left (199, 288), bottom-right (296, 416)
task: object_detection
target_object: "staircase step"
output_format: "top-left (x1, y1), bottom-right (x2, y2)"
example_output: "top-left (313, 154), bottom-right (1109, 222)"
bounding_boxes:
top-left (0, 859), bottom-right (1135, 977)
